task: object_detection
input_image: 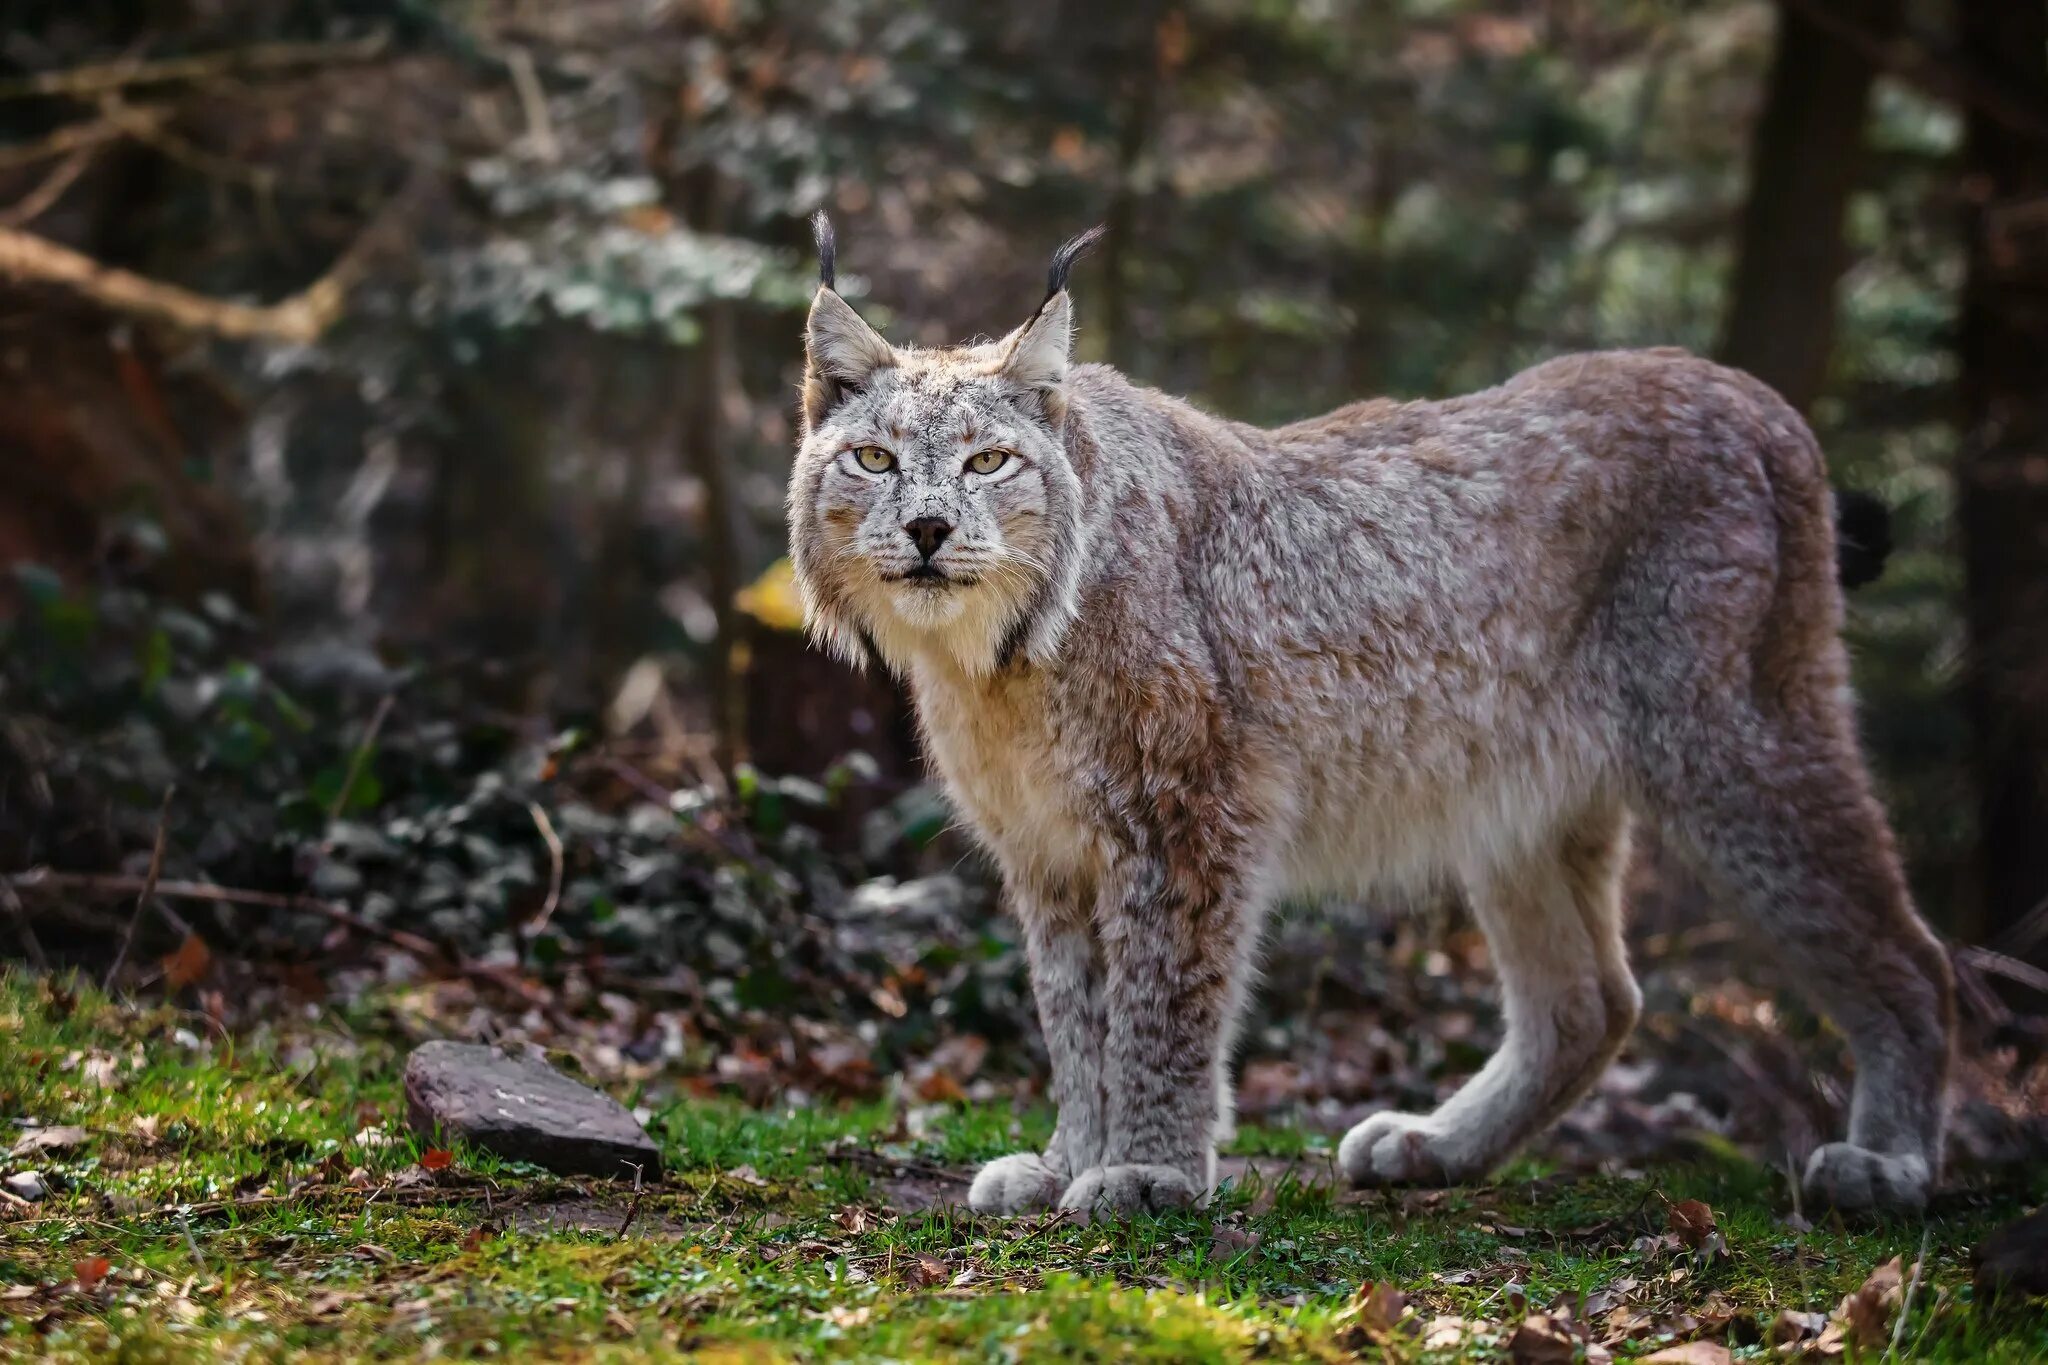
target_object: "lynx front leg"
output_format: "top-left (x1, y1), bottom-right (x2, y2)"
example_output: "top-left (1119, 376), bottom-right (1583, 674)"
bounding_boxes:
top-left (968, 904), bottom-right (1105, 1214)
top-left (1341, 805), bottom-right (1639, 1187)
top-left (1059, 856), bottom-right (1254, 1218)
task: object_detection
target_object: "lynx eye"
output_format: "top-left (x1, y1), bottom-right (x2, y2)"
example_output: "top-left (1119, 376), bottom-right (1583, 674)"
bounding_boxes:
top-left (966, 449), bottom-right (1011, 476)
top-left (853, 445), bottom-right (896, 473)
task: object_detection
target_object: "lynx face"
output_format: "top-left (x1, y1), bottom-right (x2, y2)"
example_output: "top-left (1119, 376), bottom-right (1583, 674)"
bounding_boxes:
top-left (788, 287), bottom-right (1087, 675)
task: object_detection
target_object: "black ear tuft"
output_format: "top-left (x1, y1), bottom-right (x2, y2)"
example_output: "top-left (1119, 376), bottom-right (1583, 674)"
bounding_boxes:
top-left (812, 210), bottom-right (837, 291)
top-left (1043, 224), bottom-right (1107, 305)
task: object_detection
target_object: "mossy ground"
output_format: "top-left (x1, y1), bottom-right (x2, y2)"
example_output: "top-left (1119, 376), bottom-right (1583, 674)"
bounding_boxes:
top-left (1, 969), bottom-right (2041, 1362)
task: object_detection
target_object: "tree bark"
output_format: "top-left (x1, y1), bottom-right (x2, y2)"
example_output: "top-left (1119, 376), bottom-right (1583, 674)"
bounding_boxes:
top-left (1718, 0), bottom-right (1901, 412)
top-left (1958, 0), bottom-right (2048, 955)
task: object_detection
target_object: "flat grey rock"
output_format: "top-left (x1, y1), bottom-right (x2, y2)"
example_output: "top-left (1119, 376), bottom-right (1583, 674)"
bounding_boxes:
top-left (403, 1041), bottom-right (661, 1179)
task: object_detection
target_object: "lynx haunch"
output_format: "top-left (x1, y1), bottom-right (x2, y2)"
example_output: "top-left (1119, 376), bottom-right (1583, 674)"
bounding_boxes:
top-left (786, 216), bottom-right (1952, 1217)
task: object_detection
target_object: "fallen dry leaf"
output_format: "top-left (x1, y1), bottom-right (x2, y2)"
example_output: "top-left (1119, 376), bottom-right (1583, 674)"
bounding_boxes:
top-left (1768, 1308), bottom-right (1829, 1347)
top-left (1667, 1198), bottom-right (1716, 1249)
top-left (1510, 1312), bottom-right (1590, 1365)
top-left (1641, 1343), bottom-right (1731, 1365)
top-left (161, 933), bottom-right (212, 990)
top-left (1355, 1281), bottom-right (1408, 1334)
top-left (1209, 1224), bottom-right (1261, 1259)
top-left (904, 1253), bottom-right (949, 1288)
top-left (10, 1126), bottom-right (90, 1159)
top-left (71, 1257), bottom-right (110, 1290)
top-left (1836, 1256), bottom-right (1907, 1351)
top-left (836, 1205), bottom-right (875, 1235)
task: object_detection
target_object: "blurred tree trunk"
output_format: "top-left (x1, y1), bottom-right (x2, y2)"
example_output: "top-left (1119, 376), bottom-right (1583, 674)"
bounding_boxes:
top-left (678, 166), bottom-right (748, 773)
top-left (1718, 0), bottom-right (1901, 411)
top-left (1957, 0), bottom-right (2048, 956)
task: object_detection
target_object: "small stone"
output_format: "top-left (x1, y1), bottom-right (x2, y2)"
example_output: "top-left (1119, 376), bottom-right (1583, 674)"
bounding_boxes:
top-left (403, 1041), bottom-right (661, 1179)
top-left (4, 1171), bottom-right (48, 1201)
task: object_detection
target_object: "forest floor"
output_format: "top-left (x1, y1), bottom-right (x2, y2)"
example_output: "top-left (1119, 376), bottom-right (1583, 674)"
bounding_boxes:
top-left (3, 971), bottom-right (2044, 1363)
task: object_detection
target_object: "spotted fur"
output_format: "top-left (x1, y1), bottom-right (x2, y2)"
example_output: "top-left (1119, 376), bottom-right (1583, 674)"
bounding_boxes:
top-left (786, 230), bottom-right (1953, 1217)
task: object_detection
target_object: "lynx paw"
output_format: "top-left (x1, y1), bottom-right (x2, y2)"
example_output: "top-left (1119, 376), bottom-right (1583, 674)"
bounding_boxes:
top-left (1058, 1163), bottom-right (1205, 1219)
top-left (1802, 1143), bottom-right (1930, 1213)
top-left (1338, 1112), bottom-right (1484, 1187)
top-left (967, 1153), bottom-right (1066, 1214)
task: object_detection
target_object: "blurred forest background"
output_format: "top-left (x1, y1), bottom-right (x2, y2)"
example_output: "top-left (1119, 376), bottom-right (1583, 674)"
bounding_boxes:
top-left (1, 1), bottom-right (2045, 1163)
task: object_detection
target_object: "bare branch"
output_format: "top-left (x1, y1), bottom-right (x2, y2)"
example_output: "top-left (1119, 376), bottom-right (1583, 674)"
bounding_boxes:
top-left (0, 31), bottom-right (391, 102)
top-left (0, 169), bottom-right (428, 342)
top-left (1783, 0), bottom-right (2048, 143)
top-left (0, 142), bottom-right (98, 227)
top-left (0, 110), bottom-right (155, 169)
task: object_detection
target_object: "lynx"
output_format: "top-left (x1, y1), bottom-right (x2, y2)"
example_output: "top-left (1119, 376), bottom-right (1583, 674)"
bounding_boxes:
top-left (785, 215), bottom-right (1953, 1216)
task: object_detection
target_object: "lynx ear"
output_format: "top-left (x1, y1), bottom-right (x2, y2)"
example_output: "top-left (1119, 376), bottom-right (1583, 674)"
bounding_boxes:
top-left (803, 289), bottom-right (894, 429)
top-left (999, 291), bottom-right (1071, 391)
top-left (997, 225), bottom-right (1104, 412)
top-left (802, 212), bottom-right (895, 430)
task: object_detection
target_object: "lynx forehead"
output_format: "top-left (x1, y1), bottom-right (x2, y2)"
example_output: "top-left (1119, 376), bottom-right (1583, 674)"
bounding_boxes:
top-left (787, 216), bottom-right (1952, 1221)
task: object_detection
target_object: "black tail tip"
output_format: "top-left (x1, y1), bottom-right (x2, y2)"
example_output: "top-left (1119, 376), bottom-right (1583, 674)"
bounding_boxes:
top-left (1834, 488), bottom-right (1893, 589)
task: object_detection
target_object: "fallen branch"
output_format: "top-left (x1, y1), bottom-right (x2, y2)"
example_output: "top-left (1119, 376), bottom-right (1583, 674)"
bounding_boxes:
top-left (7, 867), bottom-right (557, 1009)
top-left (11, 869), bottom-right (443, 962)
top-left (0, 31), bottom-right (390, 102)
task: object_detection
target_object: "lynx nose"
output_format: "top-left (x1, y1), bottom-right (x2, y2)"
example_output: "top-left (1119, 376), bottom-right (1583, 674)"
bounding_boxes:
top-left (903, 517), bottom-right (953, 561)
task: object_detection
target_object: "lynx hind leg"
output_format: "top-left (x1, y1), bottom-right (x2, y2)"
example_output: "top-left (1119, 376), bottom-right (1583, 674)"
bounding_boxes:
top-left (1649, 711), bottom-right (1952, 1212)
top-left (1341, 803), bottom-right (1639, 1188)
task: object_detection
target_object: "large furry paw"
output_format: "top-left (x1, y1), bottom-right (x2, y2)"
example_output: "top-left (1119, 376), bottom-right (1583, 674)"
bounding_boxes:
top-left (1802, 1143), bottom-right (1929, 1213)
top-left (1058, 1163), bottom-right (1205, 1219)
top-left (1338, 1111), bottom-right (1486, 1187)
top-left (967, 1153), bottom-right (1066, 1214)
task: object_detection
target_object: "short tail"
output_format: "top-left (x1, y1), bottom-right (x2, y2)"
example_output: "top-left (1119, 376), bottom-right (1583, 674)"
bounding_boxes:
top-left (1833, 489), bottom-right (1892, 589)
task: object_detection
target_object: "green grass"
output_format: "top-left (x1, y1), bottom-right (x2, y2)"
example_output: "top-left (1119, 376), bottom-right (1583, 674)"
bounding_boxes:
top-left (1, 968), bottom-right (2042, 1362)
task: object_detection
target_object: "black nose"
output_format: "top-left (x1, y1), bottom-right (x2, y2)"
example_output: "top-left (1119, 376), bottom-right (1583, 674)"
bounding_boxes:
top-left (903, 517), bottom-right (953, 560)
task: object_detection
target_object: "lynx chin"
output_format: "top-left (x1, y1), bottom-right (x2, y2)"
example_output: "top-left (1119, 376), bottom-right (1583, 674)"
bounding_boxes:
top-left (786, 214), bottom-right (1952, 1217)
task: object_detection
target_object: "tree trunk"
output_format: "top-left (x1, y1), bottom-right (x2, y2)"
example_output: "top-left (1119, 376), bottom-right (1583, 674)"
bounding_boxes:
top-left (1958, 0), bottom-right (2048, 956)
top-left (1718, 0), bottom-right (1901, 411)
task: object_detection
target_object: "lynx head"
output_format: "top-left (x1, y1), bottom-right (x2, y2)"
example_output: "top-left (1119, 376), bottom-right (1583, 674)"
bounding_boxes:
top-left (786, 214), bottom-right (1103, 677)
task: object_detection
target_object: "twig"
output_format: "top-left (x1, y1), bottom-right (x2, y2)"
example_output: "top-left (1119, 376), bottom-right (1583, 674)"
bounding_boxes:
top-left (1891, 1225), bottom-right (1930, 1358)
top-left (615, 1164), bottom-right (646, 1241)
top-left (177, 1206), bottom-right (206, 1269)
top-left (0, 31), bottom-right (391, 101)
top-left (503, 46), bottom-right (558, 160)
top-left (0, 112), bottom-right (149, 169)
top-left (16, 868), bottom-right (441, 963)
top-left (1956, 945), bottom-right (2048, 996)
top-left (327, 693), bottom-right (395, 826)
top-left (0, 142), bottom-right (98, 227)
top-left (598, 756), bottom-right (675, 808)
top-left (1781, 0), bottom-right (2048, 145)
top-left (0, 877), bottom-right (48, 972)
top-left (105, 787), bottom-right (174, 990)
top-left (523, 801), bottom-right (565, 943)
